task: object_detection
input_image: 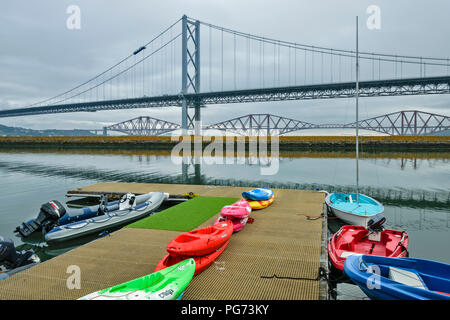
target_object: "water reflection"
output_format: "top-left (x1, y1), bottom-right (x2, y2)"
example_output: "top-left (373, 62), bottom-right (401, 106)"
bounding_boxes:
top-left (0, 155), bottom-right (448, 208)
top-left (0, 147), bottom-right (448, 301)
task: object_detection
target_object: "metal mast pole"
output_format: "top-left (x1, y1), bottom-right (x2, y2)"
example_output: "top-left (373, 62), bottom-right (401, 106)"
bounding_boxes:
top-left (356, 16), bottom-right (360, 203)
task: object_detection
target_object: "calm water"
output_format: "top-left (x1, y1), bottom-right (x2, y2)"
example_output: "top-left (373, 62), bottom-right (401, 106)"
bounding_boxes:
top-left (0, 148), bottom-right (449, 299)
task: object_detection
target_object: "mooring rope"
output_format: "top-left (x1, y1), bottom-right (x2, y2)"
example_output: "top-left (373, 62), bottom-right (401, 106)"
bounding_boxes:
top-left (260, 267), bottom-right (328, 282)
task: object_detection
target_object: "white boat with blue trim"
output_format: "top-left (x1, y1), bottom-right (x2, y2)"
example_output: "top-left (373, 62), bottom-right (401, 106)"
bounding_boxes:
top-left (324, 192), bottom-right (384, 227)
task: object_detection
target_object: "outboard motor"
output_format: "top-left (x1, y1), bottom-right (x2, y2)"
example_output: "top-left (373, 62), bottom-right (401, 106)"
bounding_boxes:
top-left (367, 213), bottom-right (386, 233)
top-left (0, 236), bottom-right (40, 270)
top-left (14, 200), bottom-right (66, 237)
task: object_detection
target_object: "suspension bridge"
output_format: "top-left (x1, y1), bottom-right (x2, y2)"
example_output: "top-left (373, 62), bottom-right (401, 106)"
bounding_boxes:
top-left (1, 15), bottom-right (450, 135)
top-left (101, 110), bottom-right (450, 136)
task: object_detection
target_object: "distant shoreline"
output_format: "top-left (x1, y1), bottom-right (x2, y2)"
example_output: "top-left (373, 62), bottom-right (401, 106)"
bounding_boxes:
top-left (0, 136), bottom-right (449, 152)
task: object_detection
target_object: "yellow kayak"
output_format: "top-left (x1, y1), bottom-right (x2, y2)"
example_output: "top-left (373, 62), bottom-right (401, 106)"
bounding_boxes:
top-left (247, 196), bottom-right (274, 210)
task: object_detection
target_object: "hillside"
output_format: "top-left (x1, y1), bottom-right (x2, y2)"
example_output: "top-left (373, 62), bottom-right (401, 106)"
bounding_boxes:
top-left (0, 124), bottom-right (96, 137)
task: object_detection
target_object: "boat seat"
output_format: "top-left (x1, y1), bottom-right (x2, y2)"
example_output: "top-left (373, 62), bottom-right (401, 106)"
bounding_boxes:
top-left (340, 251), bottom-right (363, 258)
top-left (388, 267), bottom-right (428, 290)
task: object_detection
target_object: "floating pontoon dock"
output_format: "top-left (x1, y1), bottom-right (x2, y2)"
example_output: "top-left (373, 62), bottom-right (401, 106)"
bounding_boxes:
top-left (0, 182), bottom-right (328, 300)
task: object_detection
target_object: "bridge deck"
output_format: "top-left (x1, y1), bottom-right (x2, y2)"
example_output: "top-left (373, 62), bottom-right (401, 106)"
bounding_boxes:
top-left (0, 182), bottom-right (327, 300)
top-left (1, 76), bottom-right (449, 118)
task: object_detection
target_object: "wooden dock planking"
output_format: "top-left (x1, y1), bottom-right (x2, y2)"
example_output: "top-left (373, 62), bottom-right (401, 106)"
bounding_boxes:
top-left (0, 182), bottom-right (327, 300)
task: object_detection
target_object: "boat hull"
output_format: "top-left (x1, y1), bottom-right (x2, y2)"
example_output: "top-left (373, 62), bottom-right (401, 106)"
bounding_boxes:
top-left (325, 193), bottom-right (384, 227)
top-left (45, 192), bottom-right (166, 243)
top-left (328, 225), bottom-right (409, 271)
top-left (344, 255), bottom-right (450, 300)
top-left (215, 216), bottom-right (248, 233)
top-left (78, 258), bottom-right (195, 300)
top-left (242, 188), bottom-right (273, 201)
top-left (166, 221), bottom-right (233, 256)
top-left (248, 196), bottom-right (274, 210)
top-left (155, 241), bottom-right (229, 276)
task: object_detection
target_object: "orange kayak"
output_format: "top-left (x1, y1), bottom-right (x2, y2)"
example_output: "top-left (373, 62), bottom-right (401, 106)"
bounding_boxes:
top-left (247, 196), bottom-right (274, 210)
top-left (155, 241), bottom-right (229, 276)
top-left (167, 221), bottom-right (233, 256)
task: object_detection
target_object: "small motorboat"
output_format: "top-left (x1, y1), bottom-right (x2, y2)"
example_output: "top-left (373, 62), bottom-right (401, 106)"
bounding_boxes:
top-left (155, 241), bottom-right (229, 276)
top-left (242, 188), bottom-right (273, 201)
top-left (0, 236), bottom-right (40, 281)
top-left (167, 221), bottom-right (233, 256)
top-left (78, 258), bottom-right (195, 300)
top-left (15, 192), bottom-right (161, 237)
top-left (325, 192), bottom-right (384, 227)
top-left (44, 192), bottom-right (166, 243)
top-left (328, 214), bottom-right (409, 271)
top-left (344, 255), bottom-right (450, 300)
top-left (247, 196), bottom-right (274, 210)
top-left (215, 216), bottom-right (248, 233)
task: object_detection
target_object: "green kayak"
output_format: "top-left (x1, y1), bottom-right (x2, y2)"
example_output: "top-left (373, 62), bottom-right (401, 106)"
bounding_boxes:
top-left (78, 258), bottom-right (195, 300)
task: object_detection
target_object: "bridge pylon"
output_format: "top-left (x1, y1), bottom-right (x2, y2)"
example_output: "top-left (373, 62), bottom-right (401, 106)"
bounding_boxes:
top-left (181, 15), bottom-right (201, 135)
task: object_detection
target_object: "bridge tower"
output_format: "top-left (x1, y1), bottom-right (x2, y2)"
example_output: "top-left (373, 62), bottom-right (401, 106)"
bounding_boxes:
top-left (181, 15), bottom-right (201, 135)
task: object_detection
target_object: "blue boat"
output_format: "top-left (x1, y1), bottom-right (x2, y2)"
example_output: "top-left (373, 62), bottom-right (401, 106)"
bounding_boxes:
top-left (242, 188), bottom-right (273, 201)
top-left (325, 192), bottom-right (384, 227)
top-left (343, 254), bottom-right (450, 300)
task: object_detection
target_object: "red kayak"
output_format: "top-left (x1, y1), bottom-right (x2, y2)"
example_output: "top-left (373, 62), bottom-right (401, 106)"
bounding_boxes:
top-left (167, 221), bottom-right (233, 256)
top-left (215, 216), bottom-right (248, 233)
top-left (155, 241), bottom-right (229, 276)
top-left (328, 225), bottom-right (409, 271)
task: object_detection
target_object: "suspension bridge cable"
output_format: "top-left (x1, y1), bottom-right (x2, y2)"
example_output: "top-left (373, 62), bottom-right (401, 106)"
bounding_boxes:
top-left (197, 18), bottom-right (450, 64)
top-left (197, 28), bottom-right (448, 72)
top-left (25, 17), bottom-right (182, 108)
top-left (234, 33), bottom-right (237, 90)
top-left (48, 33), bottom-right (182, 105)
top-left (209, 25), bottom-right (212, 91)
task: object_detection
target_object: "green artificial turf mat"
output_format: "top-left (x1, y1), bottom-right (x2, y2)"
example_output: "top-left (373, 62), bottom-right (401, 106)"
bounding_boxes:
top-left (126, 196), bottom-right (239, 231)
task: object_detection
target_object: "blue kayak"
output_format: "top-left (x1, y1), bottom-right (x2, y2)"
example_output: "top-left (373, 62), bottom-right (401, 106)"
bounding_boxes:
top-left (242, 188), bottom-right (273, 201)
top-left (344, 255), bottom-right (450, 300)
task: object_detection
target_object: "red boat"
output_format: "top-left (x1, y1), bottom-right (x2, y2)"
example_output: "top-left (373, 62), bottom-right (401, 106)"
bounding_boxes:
top-left (167, 221), bottom-right (233, 256)
top-left (328, 225), bottom-right (409, 271)
top-left (155, 241), bottom-right (229, 276)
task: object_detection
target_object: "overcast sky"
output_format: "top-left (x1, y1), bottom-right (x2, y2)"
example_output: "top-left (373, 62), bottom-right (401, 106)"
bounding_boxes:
top-left (0, 0), bottom-right (449, 131)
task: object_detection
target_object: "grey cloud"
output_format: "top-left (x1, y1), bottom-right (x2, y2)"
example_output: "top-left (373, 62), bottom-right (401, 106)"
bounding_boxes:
top-left (0, 0), bottom-right (449, 130)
